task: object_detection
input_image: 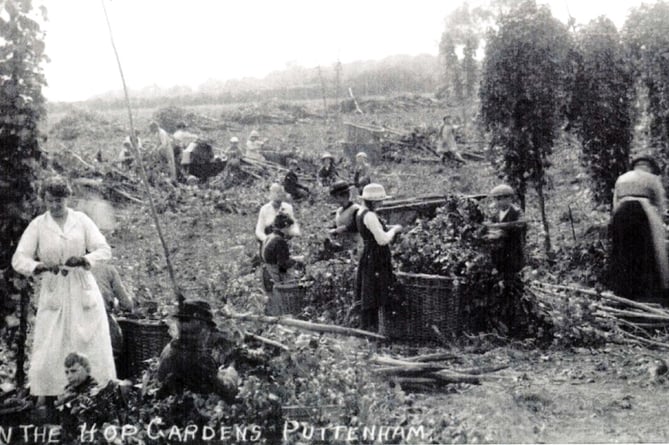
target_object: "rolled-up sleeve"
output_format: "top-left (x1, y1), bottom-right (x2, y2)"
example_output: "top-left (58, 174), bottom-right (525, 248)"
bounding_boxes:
top-left (363, 212), bottom-right (395, 246)
top-left (12, 219), bottom-right (41, 276)
top-left (81, 213), bottom-right (111, 267)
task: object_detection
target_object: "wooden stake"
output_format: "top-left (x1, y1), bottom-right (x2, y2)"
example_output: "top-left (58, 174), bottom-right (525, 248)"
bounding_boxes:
top-left (101, 0), bottom-right (183, 308)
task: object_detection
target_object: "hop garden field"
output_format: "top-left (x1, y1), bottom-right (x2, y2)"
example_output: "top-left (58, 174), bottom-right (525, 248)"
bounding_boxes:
top-left (9, 97), bottom-right (665, 443)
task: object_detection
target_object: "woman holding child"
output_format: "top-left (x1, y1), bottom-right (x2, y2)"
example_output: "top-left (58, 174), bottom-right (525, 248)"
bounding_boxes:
top-left (11, 177), bottom-right (116, 405)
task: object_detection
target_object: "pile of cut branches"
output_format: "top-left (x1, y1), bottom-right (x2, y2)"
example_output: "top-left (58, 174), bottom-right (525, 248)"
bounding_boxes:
top-left (528, 281), bottom-right (669, 349)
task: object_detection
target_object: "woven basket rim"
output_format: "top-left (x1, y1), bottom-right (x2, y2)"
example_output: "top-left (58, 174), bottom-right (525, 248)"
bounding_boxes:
top-left (395, 271), bottom-right (454, 281)
top-left (273, 281), bottom-right (312, 289)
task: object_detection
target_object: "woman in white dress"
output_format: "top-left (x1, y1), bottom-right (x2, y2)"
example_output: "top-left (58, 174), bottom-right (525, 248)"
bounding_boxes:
top-left (11, 177), bottom-right (116, 405)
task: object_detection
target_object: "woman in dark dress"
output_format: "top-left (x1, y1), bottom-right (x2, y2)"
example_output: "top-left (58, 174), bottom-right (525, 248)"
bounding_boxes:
top-left (355, 183), bottom-right (402, 331)
top-left (610, 155), bottom-right (669, 302)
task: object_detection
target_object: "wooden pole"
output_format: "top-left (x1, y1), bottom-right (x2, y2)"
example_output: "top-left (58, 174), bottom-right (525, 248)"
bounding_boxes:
top-left (101, 0), bottom-right (183, 309)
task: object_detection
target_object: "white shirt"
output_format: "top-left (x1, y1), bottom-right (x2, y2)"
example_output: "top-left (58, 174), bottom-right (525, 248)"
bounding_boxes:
top-left (255, 201), bottom-right (300, 242)
top-left (499, 208), bottom-right (510, 222)
top-left (363, 211), bottom-right (396, 246)
top-left (173, 129), bottom-right (198, 146)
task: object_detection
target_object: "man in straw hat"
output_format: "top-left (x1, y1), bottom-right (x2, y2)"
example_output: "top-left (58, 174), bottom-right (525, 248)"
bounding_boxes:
top-left (318, 152), bottom-right (338, 186)
top-left (156, 299), bottom-right (239, 401)
top-left (610, 153), bottom-right (668, 302)
top-left (355, 183), bottom-right (402, 331)
top-left (353, 152), bottom-right (372, 194)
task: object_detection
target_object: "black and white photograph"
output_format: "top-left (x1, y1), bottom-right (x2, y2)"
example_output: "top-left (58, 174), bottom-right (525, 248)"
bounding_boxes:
top-left (1, 0), bottom-right (669, 443)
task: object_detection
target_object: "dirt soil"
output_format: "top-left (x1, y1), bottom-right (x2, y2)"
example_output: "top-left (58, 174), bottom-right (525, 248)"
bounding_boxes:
top-left (407, 344), bottom-right (669, 443)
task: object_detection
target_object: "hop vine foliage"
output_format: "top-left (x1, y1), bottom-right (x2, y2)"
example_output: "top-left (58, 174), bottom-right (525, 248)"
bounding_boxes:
top-left (0, 0), bottom-right (47, 384)
top-left (569, 17), bottom-right (634, 206)
top-left (479, 0), bottom-right (574, 254)
top-left (623, 1), bottom-right (669, 165)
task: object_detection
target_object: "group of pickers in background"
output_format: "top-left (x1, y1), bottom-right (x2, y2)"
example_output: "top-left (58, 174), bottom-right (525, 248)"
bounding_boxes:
top-left (255, 158), bottom-right (526, 332)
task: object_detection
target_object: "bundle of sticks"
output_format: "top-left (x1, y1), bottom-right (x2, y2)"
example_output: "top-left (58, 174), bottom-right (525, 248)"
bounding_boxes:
top-left (370, 354), bottom-right (511, 391)
top-left (528, 281), bottom-right (669, 349)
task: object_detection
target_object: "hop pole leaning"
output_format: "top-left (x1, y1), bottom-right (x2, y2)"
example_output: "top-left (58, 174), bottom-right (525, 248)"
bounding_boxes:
top-left (100, 0), bottom-right (183, 310)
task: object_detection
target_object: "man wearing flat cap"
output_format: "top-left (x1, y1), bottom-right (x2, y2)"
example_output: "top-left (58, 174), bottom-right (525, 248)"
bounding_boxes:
top-left (610, 154), bottom-right (669, 301)
top-left (486, 184), bottom-right (525, 276)
top-left (156, 299), bottom-right (239, 401)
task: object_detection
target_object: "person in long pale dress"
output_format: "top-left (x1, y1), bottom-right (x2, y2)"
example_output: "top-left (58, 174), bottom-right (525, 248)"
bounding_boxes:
top-left (11, 177), bottom-right (116, 403)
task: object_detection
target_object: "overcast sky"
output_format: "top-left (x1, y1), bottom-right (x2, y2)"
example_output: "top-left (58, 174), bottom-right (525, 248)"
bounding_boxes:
top-left (40, 0), bottom-right (646, 102)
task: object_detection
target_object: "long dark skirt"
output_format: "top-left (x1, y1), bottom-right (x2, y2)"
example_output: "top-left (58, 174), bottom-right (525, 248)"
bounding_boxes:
top-left (355, 242), bottom-right (393, 330)
top-left (609, 200), bottom-right (663, 301)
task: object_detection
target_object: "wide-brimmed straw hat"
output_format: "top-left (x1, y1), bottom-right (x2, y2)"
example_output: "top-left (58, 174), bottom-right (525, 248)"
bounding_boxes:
top-left (631, 154), bottom-right (661, 175)
top-left (355, 152), bottom-right (368, 159)
top-left (489, 184), bottom-right (515, 198)
top-left (361, 183), bottom-right (391, 201)
top-left (174, 299), bottom-right (216, 327)
top-left (321, 152), bottom-right (334, 160)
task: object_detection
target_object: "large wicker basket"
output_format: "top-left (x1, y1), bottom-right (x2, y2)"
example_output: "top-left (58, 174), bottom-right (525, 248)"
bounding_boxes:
top-left (267, 281), bottom-right (311, 316)
top-left (379, 272), bottom-right (459, 343)
top-left (117, 318), bottom-right (172, 379)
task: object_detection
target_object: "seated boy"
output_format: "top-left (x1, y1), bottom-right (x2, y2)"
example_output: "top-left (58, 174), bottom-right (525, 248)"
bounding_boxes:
top-left (283, 159), bottom-right (310, 201)
top-left (261, 213), bottom-right (304, 292)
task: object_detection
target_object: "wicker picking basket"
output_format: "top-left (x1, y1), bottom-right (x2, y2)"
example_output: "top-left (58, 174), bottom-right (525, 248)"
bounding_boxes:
top-left (267, 281), bottom-right (311, 316)
top-left (380, 272), bottom-right (460, 343)
top-left (117, 318), bottom-right (172, 379)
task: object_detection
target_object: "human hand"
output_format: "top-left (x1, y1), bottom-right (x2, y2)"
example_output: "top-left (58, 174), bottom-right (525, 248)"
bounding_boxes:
top-left (34, 264), bottom-right (57, 275)
top-left (217, 365), bottom-right (240, 388)
top-left (64, 256), bottom-right (90, 268)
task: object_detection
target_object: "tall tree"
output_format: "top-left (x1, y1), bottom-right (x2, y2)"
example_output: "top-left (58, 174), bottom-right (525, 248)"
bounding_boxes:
top-left (623, 1), bottom-right (669, 164)
top-left (480, 0), bottom-right (573, 255)
top-left (569, 17), bottom-right (634, 207)
top-left (0, 0), bottom-right (48, 385)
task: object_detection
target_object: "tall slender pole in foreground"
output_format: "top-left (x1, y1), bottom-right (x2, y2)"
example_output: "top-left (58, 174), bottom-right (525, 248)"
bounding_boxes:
top-left (100, 0), bottom-right (183, 310)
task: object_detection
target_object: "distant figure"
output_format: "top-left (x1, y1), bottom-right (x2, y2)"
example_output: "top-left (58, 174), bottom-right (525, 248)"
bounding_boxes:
top-left (485, 184), bottom-right (525, 276)
top-left (353, 152), bottom-right (372, 194)
top-left (283, 159), bottom-right (310, 201)
top-left (328, 180), bottom-right (361, 253)
top-left (610, 154), bottom-right (669, 302)
top-left (227, 137), bottom-right (243, 168)
top-left (245, 130), bottom-right (266, 161)
top-left (174, 123), bottom-right (199, 177)
top-left (118, 138), bottom-right (134, 170)
top-left (438, 115), bottom-right (465, 164)
top-left (149, 122), bottom-right (177, 180)
top-left (318, 152), bottom-right (338, 186)
top-left (484, 184), bottom-right (526, 335)
top-left (255, 183), bottom-right (300, 254)
top-left (261, 213), bottom-right (304, 292)
top-left (91, 263), bottom-right (134, 363)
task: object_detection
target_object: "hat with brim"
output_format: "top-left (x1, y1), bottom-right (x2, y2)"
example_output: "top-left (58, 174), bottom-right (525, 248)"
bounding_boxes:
top-left (329, 180), bottom-right (351, 196)
top-left (631, 154), bottom-right (661, 175)
top-left (489, 184), bottom-right (515, 198)
top-left (361, 183), bottom-right (391, 201)
top-left (174, 299), bottom-right (216, 327)
top-left (321, 152), bottom-right (334, 160)
top-left (355, 152), bottom-right (368, 159)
